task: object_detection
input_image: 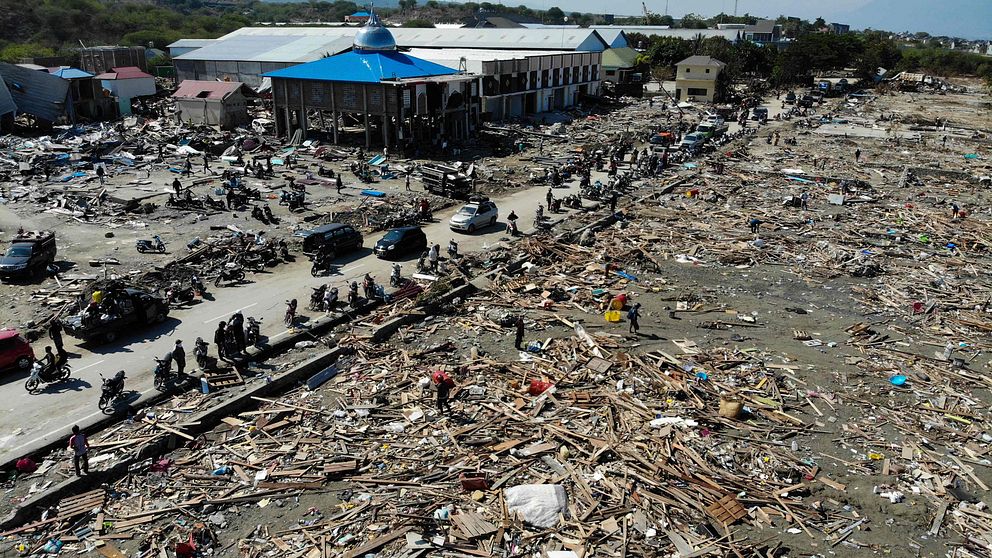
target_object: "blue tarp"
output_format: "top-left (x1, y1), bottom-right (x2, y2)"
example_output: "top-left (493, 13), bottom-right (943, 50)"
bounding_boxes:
top-left (263, 50), bottom-right (457, 84)
top-left (361, 189), bottom-right (386, 197)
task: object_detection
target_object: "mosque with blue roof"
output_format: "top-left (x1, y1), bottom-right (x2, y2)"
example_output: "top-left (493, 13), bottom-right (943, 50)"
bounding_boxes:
top-left (265, 8), bottom-right (480, 149)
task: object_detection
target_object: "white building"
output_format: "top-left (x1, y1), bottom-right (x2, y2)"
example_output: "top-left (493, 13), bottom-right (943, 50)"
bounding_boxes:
top-left (93, 67), bottom-right (157, 116)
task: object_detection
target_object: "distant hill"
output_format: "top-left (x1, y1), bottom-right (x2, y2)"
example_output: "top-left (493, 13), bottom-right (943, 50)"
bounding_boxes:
top-left (261, 0), bottom-right (400, 5)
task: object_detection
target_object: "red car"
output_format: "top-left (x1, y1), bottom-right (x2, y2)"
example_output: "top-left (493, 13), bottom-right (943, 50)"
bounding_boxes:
top-left (0, 329), bottom-right (35, 371)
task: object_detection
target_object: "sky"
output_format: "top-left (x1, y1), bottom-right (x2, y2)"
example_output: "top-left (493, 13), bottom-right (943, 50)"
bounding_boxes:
top-left (538, 0), bottom-right (992, 39)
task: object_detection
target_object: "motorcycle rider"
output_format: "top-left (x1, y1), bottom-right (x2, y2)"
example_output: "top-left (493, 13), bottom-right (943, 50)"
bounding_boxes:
top-left (311, 284), bottom-right (327, 309)
top-left (323, 286), bottom-right (338, 311)
top-left (417, 251), bottom-right (429, 273)
top-left (362, 273), bottom-right (375, 300)
top-left (285, 299), bottom-right (297, 327)
top-left (348, 281), bottom-right (359, 306)
top-left (191, 274), bottom-right (205, 296)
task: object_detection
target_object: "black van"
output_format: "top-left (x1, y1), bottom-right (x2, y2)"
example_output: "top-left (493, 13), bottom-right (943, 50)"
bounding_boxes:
top-left (373, 226), bottom-right (428, 259)
top-left (297, 223), bottom-right (363, 257)
top-left (0, 231), bottom-right (56, 279)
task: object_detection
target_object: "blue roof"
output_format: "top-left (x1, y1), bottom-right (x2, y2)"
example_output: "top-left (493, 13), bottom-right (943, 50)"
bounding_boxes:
top-left (351, 11), bottom-right (371, 16)
top-left (263, 50), bottom-right (457, 83)
top-left (50, 67), bottom-right (94, 80)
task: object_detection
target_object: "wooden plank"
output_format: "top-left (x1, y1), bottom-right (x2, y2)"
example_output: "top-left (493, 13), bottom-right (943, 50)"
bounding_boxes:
top-left (342, 526), bottom-right (413, 558)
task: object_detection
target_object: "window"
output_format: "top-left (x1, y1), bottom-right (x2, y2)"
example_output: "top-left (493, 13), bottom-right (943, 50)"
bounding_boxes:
top-left (688, 87), bottom-right (709, 96)
top-left (705, 68), bottom-right (710, 73)
top-left (684, 68), bottom-right (690, 73)
top-left (606, 70), bottom-right (616, 76)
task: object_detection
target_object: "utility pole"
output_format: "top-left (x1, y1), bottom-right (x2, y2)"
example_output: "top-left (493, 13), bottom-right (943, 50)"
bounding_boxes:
top-left (734, 0), bottom-right (739, 17)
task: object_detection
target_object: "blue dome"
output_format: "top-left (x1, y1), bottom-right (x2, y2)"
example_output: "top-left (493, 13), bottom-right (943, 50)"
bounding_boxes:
top-left (353, 11), bottom-right (396, 52)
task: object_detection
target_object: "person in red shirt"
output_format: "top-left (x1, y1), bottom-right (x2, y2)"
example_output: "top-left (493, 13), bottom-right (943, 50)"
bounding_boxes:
top-left (431, 370), bottom-right (455, 416)
top-left (68, 425), bottom-right (89, 476)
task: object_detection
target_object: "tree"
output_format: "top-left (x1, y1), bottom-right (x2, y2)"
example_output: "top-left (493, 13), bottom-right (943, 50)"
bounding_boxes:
top-left (545, 6), bottom-right (564, 24)
top-left (425, 0), bottom-right (439, 8)
top-left (401, 18), bottom-right (434, 27)
top-left (0, 43), bottom-right (55, 63)
top-left (398, 0), bottom-right (417, 11)
top-left (645, 36), bottom-right (692, 68)
top-left (813, 17), bottom-right (826, 29)
top-left (679, 13), bottom-right (707, 29)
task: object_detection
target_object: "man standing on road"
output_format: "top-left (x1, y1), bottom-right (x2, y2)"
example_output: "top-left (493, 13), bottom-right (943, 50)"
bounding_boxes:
top-left (214, 322), bottom-right (227, 361)
top-left (854, 148), bottom-right (862, 163)
top-left (229, 312), bottom-right (245, 354)
top-left (336, 175), bottom-right (343, 194)
top-left (428, 244), bottom-right (440, 274)
top-left (68, 425), bottom-right (89, 476)
top-left (49, 319), bottom-right (66, 358)
top-left (173, 340), bottom-right (186, 375)
top-left (514, 316), bottom-right (525, 350)
top-left (202, 153), bottom-right (210, 173)
top-left (96, 165), bottom-right (105, 185)
top-left (405, 173), bottom-right (411, 192)
top-left (546, 188), bottom-right (554, 209)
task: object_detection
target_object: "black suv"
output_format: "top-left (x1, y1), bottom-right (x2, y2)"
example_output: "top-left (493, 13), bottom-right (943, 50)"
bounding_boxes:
top-left (0, 231), bottom-right (56, 279)
top-left (297, 223), bottom-right (364, 257)
top-left (374, 226), bottom-right (428, 259)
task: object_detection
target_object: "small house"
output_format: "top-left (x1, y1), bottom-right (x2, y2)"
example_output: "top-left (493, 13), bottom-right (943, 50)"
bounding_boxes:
top-left (172, 80), bottom-right (254, 129)
top-left (48, 67), bottom-right (117, 122)
top-left (94, 66), bottom-right (157, 116)
top-left (601, 47), bottom-right (643, 96)
top-left (345, 11), bottom-right (371, 23)
top-left (674, 56), bottom-right (725, 103)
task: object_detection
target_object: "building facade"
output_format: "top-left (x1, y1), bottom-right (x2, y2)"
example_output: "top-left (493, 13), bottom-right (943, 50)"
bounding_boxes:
top-left (674, 56), bottom-right (725, 103)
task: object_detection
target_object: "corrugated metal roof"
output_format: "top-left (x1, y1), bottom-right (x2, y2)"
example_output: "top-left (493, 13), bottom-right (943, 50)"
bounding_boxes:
top-left (167, 39), bottom-right (217, 48)
top-left (0, 79), bottom-right (15, 119)
top-left (49, 67), bottom-right (94, 80)
top-left (176, 35), bottom-right (353, 63)
top-left (677, 55), bottom-right (726, 67)
top-left (172, 80), bottom-right (249, 100)
top-left (177, 27), bottom-right (608, 63)
top-left (94, 66), bottom-right (154, 80)
top-left (601, 47), bottom-right (640, 69)
top-left (0, 62), bottom-right (70, 122)
top-left (404, 47), bottom-right (572, 73)
top-left (264, 50), bottom-right (457, 83)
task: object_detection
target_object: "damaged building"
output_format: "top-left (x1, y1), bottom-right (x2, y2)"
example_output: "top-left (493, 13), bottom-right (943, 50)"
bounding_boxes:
top-left (266, 12), bottom-right (480, 148)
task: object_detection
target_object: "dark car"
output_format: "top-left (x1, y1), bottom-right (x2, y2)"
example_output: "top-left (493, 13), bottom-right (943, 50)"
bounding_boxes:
top-left (62, 287), bottom-right (169, 344)
top-left (0, 231), bottom-right (56, 279)
top-left (374, 227), bottom-right (427, 259)
top-left (296, 223), bottom-right (364, 257)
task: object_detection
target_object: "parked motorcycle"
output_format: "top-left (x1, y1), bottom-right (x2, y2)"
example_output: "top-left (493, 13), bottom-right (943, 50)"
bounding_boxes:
top-left (153, 356), bottom-right (174, 390)
top-left (389, 263), bottom-right (403, 288)
top-left (99, 370), bottom-right (126, 411)
top-left (214, 265), bottom-right (246, 287)
top-left (246, 317), bottom-right (261, 347)
top-left (284, 299), bottom-right (297, 327)
top-left (165, 283), bottom-right (196, 306)
top-left (191, 274), bottom-right (207, 296)
top-left (311, 252), bottom-right (334, 277)
top-left (25, 360), bottom-right (71, 393)
top-left (323, 288), bottom-right (339, 311)
top-left (194, 338), bottom-right (216, 370)
top-left (310, 285), bottom-right (327, 311)
top-left (136, 235), bottom-right (166, 254)
top-left (347, 282), bottom-right (360, 307)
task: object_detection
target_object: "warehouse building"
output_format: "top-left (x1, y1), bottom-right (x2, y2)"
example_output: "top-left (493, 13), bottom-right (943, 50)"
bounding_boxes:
top-left (170, 26), bottom-right (605, 119)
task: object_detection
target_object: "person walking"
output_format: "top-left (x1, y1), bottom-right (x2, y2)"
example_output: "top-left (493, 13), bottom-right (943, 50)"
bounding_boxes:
top-left (628, 303), bottom-right (641, 334)
top-left (96, 165), bottom-right (105, 185)
top-left (68, 426), bottom-right (89, 476)
top-left (172, 340), bottom-right (186, 375)
top-left (432, 369), bottom-right (455, 416)
top-left (405, 174), bottom-right (411, 192)
top-left (854, 148), bottom-right (862, 163)
top-left (202, 153), bottom-right (210, 173)
top-left (229, 312), bottom-right (245, 353)
top-left (514, 316), bottom-right (525, 349)
top-left (951, 202), bottom-right (960, 219)
top-left (49, 319), bottom-right (66, 358)
top-left (183, 157), bottom-right (193, 177)
top-left (546, 188), bottom-right (554, 209)
top-left (749, 217), bottom-right (762, 234)
top-left (214, 322), bottom-right (227, 361)
top-left (800, 191), bottom-right (809, 211)
top-left (609, 191), bottom-right (618, 214)
top-left (336, 175), bottom-right (343, 194)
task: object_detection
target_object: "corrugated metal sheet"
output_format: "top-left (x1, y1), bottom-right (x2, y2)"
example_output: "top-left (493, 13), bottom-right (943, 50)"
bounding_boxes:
top-left (173, 80), bottom-right (249, 100)
top-left (0, 79), bottom-right (15, 119)
top-left (263, 50), bottom-right (457, 83)
top-left (176, 27), bottom-right (608, 63)
top-left (0, 62), bottom-right (69, 122)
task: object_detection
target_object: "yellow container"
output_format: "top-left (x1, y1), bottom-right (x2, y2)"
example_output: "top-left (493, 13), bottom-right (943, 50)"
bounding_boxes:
top-left (92, 290), bottom-right (104, 303)
top-left (604, 310), bottom-right (621, 322)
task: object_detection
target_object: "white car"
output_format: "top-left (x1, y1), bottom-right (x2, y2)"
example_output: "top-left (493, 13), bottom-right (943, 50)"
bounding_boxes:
top-left (449, 199), bottom-right (498, 233)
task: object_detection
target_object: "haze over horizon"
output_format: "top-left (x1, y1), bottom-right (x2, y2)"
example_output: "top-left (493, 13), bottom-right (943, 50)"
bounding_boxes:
top-left (518, 0), bottom-right (992, 40)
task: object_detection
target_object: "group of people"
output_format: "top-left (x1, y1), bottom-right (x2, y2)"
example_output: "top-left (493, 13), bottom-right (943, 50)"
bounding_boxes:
top-left (213, 312), bottom-right (250, 361)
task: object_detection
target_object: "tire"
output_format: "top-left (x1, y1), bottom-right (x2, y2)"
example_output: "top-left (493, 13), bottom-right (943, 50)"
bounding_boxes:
top-left (25, 378), bottom-right (39, 393)
top-left (59, 366), bottom-right (71, 381)
top-left (99, 395), bottom-right (110, 410)
top-left (15, 356), bottom-right (31, 370)
top-left (104, 331), bottom-right (117, 343)
top-left (467, 224), bottom-right (476, 233)
top-left (490, 216), bottom-right (496, 227)
top-left (235, 271), bottom-right (245, 282)
top-left (153, 309), bottom-right (167, 324)
top-left (154, 375), bottom-right (164, 390)
top-left (311, 265), bottom-right (319, 277)
top-left (214, 276), bottom-right (223, 287)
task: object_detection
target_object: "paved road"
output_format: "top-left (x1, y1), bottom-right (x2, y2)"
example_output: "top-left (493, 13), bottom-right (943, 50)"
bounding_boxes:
top-left (0, 176), bottom-right (589, 463)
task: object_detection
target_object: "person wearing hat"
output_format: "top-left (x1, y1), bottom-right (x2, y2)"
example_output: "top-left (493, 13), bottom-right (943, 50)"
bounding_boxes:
top-left (173, 340), bottom-right (186, 375)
